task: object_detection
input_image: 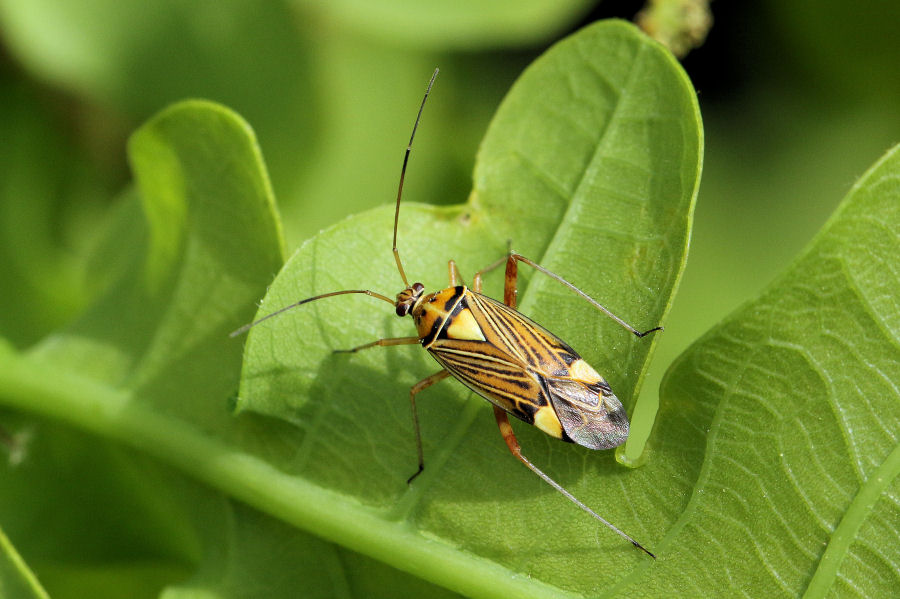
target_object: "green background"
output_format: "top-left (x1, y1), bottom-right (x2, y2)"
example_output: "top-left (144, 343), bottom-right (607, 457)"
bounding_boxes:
top-left (0, 1), bottom-right (897, 597)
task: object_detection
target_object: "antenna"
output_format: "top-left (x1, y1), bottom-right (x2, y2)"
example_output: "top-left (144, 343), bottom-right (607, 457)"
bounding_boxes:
top-left (229, 289), bottom-right (395, 337)
top-left (230, 70), bottom-right (440, 339)
top-left (392, 68), bottom-right (439, 287)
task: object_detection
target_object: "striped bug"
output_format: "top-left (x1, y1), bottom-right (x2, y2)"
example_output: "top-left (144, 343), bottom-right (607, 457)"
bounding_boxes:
top-left (233, 69), bottom-right (661, 558)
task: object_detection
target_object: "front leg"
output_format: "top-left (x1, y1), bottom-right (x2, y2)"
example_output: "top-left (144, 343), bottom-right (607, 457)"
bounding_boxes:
top-left (333, 336), bottom-right (420, 354)
top-left (332, 336), bottom-right (450, 484)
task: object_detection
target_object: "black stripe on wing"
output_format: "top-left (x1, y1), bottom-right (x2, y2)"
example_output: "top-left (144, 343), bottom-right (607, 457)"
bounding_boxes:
top-left (428, 343), bottom-right (548, 424)
top-left (468, 293), bottom-right (579, 376)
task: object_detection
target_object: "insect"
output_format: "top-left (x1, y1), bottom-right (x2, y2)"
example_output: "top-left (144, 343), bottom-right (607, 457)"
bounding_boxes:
top-left (233, 69), bottom-right (661, 558)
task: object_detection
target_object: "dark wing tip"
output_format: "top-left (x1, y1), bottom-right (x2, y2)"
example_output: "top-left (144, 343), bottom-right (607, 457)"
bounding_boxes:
top-left (544, 377), bottom-right (629, 450)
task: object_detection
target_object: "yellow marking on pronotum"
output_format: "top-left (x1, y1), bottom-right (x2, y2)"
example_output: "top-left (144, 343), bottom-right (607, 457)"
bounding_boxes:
top-left (232, 69), bottom-right (662, 559)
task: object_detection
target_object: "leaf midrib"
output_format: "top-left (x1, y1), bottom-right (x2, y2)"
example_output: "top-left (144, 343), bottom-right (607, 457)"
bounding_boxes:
top-left (802, 440), bottom-right (900, 597)
top-left (0, 347), bottom-right (584, 599)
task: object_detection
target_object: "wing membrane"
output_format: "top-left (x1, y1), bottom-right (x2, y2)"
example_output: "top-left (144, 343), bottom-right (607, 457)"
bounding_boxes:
top-left (543, 377), bottom-right (628, 449)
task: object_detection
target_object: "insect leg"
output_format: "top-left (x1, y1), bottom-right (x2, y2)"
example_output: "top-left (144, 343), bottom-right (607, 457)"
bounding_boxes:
top-left (407, 370), bottom-right (451, 483)
top-left (506, 253), bottom-right (662, 338)
top-left (472, 255), bottom-right (508, 294)
top-left (472, 240), bottom-right (514, 293)
top-left (492, 405), bottom-right (656, 558)
top-left (447, 260), bottom-right (463, 286)
top-left (503, 253), bottom-right (519, 309)
top-left (333, 336), bottom-right (420, 354)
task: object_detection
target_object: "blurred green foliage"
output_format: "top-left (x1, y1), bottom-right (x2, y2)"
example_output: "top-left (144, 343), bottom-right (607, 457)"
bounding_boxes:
top-left (0, 1), bottom-right (897, 597)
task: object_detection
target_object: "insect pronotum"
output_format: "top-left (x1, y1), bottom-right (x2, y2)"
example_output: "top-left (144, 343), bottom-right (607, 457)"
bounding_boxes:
top-left (233, 69), bottom-right (662, 558)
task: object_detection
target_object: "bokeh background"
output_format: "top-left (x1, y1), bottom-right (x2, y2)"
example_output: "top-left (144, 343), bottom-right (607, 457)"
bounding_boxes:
top-left (1, 0), bottom-right (897, 462)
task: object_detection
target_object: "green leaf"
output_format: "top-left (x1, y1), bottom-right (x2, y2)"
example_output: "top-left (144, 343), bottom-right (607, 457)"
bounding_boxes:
top-left (0, 0), bottom-right (532, 250)
top-left (0, 523), bottom-right (48, 599)
top-left (638, 144), bottom-right (900, 595)
top-left (161, 498), bottom-right (466, 599)
top-left (0, 95), bottom-right (469, 597)
top-left (238, 20), bottom-right (700, 596)
top-left (0, 100), bottom-right (281, 592)
top-left (29, 100), bottom-right (284, 391)
top-left (0, 417), bottom-right (197, 599)
top-left (1, 412), bottom-right (458, 599)
top-left (0, 20), bottom-right (701, 599)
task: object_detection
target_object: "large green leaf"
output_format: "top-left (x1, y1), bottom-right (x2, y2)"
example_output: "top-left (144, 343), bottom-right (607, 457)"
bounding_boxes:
top-left (0, 99), bottom-right (282, 594)
top-left (0, 412), bottom-right (459, 599)
top-left (0, 21), bottom-right (702, 598)
top-left (237, 20), bottom-right (700, 596)
top-left (0, 95), bottom-right (464, 597)
top-left (0, 417), bottom-right (199, 599)
top-left (636, 145), bottom-right (900, 596)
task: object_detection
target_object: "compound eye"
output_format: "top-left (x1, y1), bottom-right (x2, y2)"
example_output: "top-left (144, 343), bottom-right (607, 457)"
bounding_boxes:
top-left (396, 303), bottom-right (410, 317)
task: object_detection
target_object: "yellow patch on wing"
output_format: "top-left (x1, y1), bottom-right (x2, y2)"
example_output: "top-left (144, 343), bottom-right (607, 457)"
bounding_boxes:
top-left (533, 405), bottom-right (564, 439)
top-left (568, 358), bottom-right (604, 384)
top-left (445, 308), bottom-right (486, 341)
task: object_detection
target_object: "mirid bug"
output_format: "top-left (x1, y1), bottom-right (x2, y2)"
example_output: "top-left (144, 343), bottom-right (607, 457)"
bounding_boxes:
top-left (233, 69), bottom-right (662, 558)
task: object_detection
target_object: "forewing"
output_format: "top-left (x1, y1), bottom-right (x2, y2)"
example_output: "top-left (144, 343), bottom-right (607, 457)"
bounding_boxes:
top-left (466, 292), bottom-right (577, 375)
top-left (427, 339), bottom-right (552, 431)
